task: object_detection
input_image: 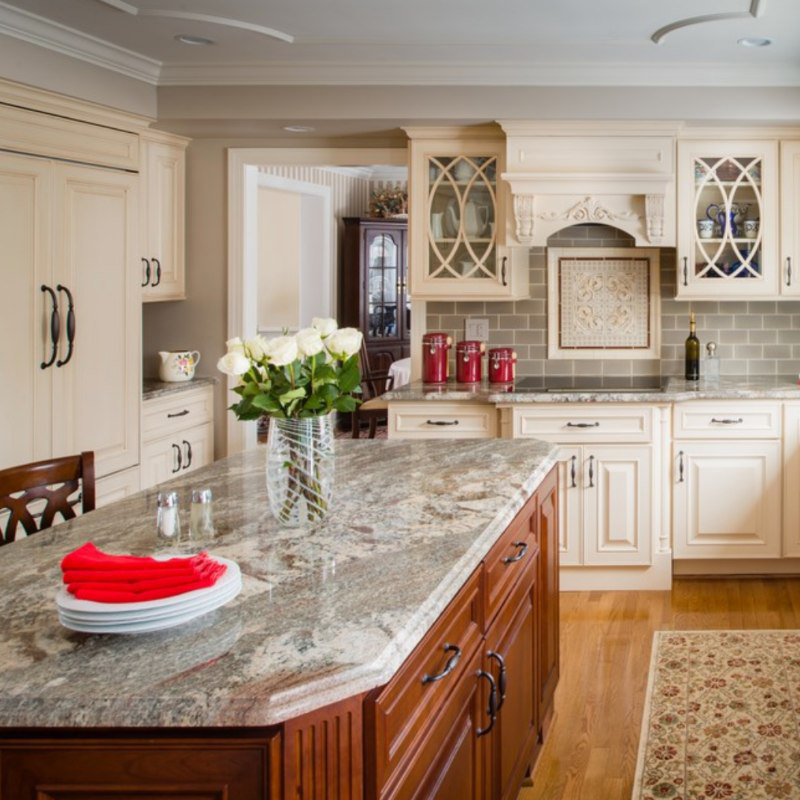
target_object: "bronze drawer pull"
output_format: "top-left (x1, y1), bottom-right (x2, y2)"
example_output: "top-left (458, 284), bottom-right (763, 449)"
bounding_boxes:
top-left (168, 409), bottom-right (190, 418)
top-left (422, 643), bottom-right (461, 685)
top-left (566, 421), bottom-right (600, 428)
top-left (502, 541), bottom-right (528, 564)
top-left (425, 419), bottom-right (459, 426)
top-left (711, 417), bottom-right (743, 424)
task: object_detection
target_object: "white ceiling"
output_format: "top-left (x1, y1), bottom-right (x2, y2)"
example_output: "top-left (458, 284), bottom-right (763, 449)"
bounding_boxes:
top-left (1, 0), bottom-right (799, 86)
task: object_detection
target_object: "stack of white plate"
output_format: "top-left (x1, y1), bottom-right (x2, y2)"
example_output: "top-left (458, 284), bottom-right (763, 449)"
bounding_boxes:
top-left (56, 555), bottom-right (242, 634)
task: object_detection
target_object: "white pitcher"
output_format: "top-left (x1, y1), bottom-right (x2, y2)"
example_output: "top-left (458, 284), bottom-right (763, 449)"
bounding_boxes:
top-left (446, 200), bottom-right (489, 238)
top-left (158, 350), bottom-right (201, 382)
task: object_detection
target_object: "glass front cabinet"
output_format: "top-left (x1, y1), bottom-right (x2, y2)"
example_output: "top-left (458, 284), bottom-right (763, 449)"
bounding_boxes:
top-left (406, 129), bottom-right (528, 299)
top-left (677, 139), bottom-right (779, 299)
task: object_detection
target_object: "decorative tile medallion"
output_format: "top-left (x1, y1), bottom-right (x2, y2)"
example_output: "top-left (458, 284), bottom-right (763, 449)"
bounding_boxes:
top-left (633, 630), bottom-right (800, 800)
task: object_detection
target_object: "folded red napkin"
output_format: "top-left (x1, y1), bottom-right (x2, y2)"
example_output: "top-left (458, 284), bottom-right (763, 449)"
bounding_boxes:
top-left (61, 542), bottom-right (227, 604)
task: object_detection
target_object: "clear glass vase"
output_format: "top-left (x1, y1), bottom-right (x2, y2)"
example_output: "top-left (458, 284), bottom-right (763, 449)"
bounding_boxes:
top-left (266, 415), bottom-right (335, 527)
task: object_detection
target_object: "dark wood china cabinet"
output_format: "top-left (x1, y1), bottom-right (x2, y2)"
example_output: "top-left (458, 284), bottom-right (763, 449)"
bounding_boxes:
top-left (341, 217), bottom-right (410, 372)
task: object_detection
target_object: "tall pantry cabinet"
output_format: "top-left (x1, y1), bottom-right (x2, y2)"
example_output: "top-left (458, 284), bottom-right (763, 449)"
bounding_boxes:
top-left (0, 86), bottom-right (142, 491)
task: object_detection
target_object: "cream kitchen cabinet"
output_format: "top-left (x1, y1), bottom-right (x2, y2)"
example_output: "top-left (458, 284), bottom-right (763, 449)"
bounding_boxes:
top-left (388, 402), bottom-right (498, 439)
top-left (405, 126), bottom-right (528, 300)
top-left (140, 130), bottom-right (188, 302)
top-left (96, 467), bottom-right (141, 508)
top-left (782, 403), bottom-right (800, 556)
top-left (781, 141), bottom-right (800, 296)
top-left (0, 149), bottom-right (140, 480)
top-left (140, 386), bottom-right (214, 490)
top-left (677, 139), bottom-right (780, 300)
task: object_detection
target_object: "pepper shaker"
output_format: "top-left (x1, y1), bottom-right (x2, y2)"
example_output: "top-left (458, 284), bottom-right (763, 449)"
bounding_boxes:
top-left (190, 488), bottom-right (216, 540)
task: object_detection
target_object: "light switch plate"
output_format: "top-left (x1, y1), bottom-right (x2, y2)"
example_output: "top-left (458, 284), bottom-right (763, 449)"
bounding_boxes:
top-left (465, 317), bottom-right (490, 342)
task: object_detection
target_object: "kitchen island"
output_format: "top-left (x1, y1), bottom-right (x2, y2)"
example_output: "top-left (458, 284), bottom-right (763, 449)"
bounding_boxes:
top-left (0, 438), bottom-right (559, 799)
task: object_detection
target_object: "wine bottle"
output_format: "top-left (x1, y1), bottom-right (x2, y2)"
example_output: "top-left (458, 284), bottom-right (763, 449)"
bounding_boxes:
top-left (685, 311), bottom-right (700, 381)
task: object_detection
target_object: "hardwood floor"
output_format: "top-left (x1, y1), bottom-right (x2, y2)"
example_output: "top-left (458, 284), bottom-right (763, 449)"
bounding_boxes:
top-left (519, 578), bottom-right (800, 800)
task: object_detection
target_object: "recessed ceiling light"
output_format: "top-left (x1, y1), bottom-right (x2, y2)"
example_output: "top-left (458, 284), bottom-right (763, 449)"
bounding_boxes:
top-left (282, 125), bottom-right (316, 133)
top-left (738, 36), bottom-right (772, 47)
top-left (174, 34), bottom-right (215, 46)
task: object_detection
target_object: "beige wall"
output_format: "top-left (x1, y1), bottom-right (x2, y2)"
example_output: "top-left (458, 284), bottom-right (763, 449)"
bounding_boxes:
top-left (0, 35), bottom-right (156, 117)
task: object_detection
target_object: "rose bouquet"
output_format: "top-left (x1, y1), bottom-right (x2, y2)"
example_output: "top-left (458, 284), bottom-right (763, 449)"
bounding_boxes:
top-left (218, 319), bottom-right (364, 526)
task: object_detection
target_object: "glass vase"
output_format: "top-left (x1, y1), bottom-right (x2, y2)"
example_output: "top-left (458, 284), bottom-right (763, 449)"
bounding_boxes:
top-left (266, 415), bottom-right (335, 527)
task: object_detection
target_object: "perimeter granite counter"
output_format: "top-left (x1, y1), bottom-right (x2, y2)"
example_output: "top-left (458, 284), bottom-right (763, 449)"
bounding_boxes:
top-left (0, 439), bottom-right (556, 730)
top-left (142, 375), bottom-right (217, 401)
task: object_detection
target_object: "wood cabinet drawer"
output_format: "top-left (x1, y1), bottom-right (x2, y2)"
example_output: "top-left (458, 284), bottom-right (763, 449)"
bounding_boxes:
top-left (367, 568), bottom-right (483, 794)
top-left (484, 491), bottom-right (538, 626)
top-left (388, 403), bottom-right (497, 439)
top-left (674, 401), bottom-right (781, 439)
top-left (511, 405), bottom-right (653, 443)
top-left (142, 386), bottom-right (213, 442)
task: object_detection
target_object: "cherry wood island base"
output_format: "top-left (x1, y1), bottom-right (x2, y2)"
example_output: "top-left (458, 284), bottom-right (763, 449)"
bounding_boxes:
top-left (0, 467), bottom-right (558, 800)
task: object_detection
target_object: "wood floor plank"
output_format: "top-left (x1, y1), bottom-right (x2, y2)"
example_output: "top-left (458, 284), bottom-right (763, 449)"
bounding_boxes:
top-left (520, 578), bottom-right (800, 800)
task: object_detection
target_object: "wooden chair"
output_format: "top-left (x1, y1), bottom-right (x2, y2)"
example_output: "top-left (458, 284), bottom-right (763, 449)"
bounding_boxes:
top-left (352, 343), bottom-right (394, 439)
top-left (0, 452), bottom-right (95, 545)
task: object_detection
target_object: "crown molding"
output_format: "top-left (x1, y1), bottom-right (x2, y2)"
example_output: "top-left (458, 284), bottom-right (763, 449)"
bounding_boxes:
top-left (0, 1), bottom-right (161, 85)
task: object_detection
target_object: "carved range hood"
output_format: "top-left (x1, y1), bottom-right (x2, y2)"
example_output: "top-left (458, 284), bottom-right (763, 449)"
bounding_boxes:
top-left (498, 121), bottom-right (680, 247)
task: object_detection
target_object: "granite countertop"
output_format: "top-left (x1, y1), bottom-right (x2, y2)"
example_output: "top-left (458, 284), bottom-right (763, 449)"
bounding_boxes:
top-left (0, 439), bottom-right (557, 729)
top-left (142, 376), bottom-right (217, 401)
top-left (382, 375), bottom-right (800, 405)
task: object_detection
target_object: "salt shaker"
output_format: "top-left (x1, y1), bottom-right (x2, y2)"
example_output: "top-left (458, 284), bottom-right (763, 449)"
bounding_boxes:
top-left (156, 490), bottom-right (181, 545)
top-left (190, 488), bottom-right (215, 540)
top-left (705, 341), bottom-right (720, 381)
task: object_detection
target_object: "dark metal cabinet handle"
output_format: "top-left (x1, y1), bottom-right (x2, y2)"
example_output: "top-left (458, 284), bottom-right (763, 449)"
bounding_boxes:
top-left (40, 285), bottom-right (60, 369)
top-left (501, 256), bottom-right (508, 287)
top-left (570, 455), bottom-right (577, 488)
top-left (141, 257), bottom-right (151, 287)
top-left (502, 541), bottom-right (528, 564)
top-left (678, 450), bottom-right (685, 483)
top-left (683, 256), bottom-right (688, 287)
top-left (55, 285), bottom-right (75, 367)
top-left (787, 257), bottom-right (792, 287)
top-left (151, 257), bottom-right (162, 287)
top-left (426, 419), bottom-right (459, 426)
top-left (588, 455), bottom-right (595, 488)
top-left (711, 417), bottom-right (744, 425)
top-left (171, 443), bottom-right (182, 473)
top-left (182, 439), bottom-right (192, 469)
top-left (476, 669), bottom-right (498, 737)
top-left (566, 421), bottom-right (600, 429)
top-left (487, 651), bottom-right (507, 711)
top-left (168, 409), bottom-right (190, 419)
top-left (422, 644), bottom-right (461, 684)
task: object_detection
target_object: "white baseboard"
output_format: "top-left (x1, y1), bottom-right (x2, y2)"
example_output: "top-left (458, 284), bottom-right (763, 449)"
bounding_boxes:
top-left (673, 558), bottom-right (800, 576)
top-left (559, 552), bottom-right (672, 591)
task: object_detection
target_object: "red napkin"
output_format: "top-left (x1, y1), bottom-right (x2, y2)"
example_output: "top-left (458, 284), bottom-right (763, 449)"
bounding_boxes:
top-left (61, 542), bottom-right (227, 604)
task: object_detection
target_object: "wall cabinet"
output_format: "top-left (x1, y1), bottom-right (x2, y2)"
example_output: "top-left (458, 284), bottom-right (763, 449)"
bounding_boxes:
top-left (140, 131), bottom-right (188, 302)
top-left (0, 150), bottom-right (140, 480)
top-left (781, 141), bottom-right (800, 296)
top-left (405, 127), bottom-right (528, 300)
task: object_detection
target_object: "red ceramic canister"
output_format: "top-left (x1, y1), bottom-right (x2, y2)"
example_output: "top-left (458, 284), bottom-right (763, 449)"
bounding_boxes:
top-left (488, 347), bottom-right (517, 384)
top-left (422, 332), bottom-right (452, 383)
top-left (456, 340), bottom-right (485, 384)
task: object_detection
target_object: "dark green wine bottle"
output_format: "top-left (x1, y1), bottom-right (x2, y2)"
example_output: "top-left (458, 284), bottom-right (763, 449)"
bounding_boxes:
top-left (685, 311), bottom-right (700, 381)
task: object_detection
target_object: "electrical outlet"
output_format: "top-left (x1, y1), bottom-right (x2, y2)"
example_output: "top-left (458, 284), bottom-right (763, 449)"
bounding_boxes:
top-left (465, 317), bottom-right (490, 342)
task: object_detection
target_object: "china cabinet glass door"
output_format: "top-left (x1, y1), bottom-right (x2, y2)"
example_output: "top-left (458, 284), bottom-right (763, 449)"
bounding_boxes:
top-left (678, 141), bottom-right (778, 298)
top-left (365, 228), bottom-right (401, 342)
top-left (427, 155), bottom-right (499, 282)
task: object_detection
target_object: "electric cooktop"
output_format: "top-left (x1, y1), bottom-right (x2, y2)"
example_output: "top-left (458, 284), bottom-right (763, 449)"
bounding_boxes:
top-left (512, 376), bottom-right (666, 393)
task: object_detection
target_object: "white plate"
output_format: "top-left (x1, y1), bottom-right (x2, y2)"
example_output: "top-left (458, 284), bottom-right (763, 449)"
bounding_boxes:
top-left (56, 555), bottom-right (239, 615)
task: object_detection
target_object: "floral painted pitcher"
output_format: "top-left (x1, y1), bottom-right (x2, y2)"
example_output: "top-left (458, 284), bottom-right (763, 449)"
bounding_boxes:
top-left (158, 350), bottom-right (200, 382)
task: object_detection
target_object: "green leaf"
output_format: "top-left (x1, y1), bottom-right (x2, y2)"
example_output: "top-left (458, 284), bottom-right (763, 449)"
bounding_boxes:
top-left (338, 359), bottom-right (361, 393)
top-left (251, 394), bottom-right (282, 413)
top-left (278, 387), bottom-right (306, 405)
top-left (334, 395), bottom-right (358, 413)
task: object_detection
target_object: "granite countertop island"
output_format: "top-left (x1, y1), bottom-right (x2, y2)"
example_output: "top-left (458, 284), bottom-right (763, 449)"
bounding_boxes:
top-left (382, 375), bottom-right (800, 404)
top-left (0, 439), bottom-right (557, 729)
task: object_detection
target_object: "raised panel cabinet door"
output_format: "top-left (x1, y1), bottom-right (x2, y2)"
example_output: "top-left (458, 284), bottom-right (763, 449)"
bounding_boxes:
top-left (783, 404), bottom-right (800, 555)
top-left (0, 152), bottom-right (52, 469)
top-left (583, 445), bottom-right (653, 566)
top-left (142, 138), bottom-right (186, 301)
top-left (178, 422), bottom-right (214, 477)
top-left (141, 435), bottom-right (183, 490)
top-left (673, 439), bottom-right (782, 559)
top-left (537, 468), bottom-right (559, 733)
top-left (95, 466), bottom-right (140, 508)
top-left (556, 446), bottom-right (582, 565)
top-left (51, 164), bottom-right (140, 478)
top-left (781, 141), bottom-right (800, 296)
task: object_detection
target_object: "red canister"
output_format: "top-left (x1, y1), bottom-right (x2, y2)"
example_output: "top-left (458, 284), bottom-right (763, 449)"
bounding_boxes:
top-left (422, 332), bottom-right (451, 383)
top-left (456, 340), bottom-right (485, 383)
top-left (488, 347), bottom-right (517, 384)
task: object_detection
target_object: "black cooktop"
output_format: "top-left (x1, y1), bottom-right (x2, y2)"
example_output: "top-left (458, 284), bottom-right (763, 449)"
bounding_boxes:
top-left (513, 376), bottom-right (666, 393)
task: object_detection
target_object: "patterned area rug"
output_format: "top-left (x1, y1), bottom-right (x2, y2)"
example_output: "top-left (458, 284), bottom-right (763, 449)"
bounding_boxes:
top-left (633, 631), bottom-right (800, 800)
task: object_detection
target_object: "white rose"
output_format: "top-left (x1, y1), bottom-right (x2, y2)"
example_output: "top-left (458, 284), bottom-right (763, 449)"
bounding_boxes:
top-left (295, 328), bottom-right (324, 358)
top-left (325, 327), bottom-right (363, 359)
top-left (217, 350), bottom-right (251, 376)
top-left (245, 335), bottom-right (269, 361)
top-left (226, 337), bottom-right (245, 353)
top-left (263, 335), bottom-right (298, 366)
top-left (311, 317), bottom-right (338, 337)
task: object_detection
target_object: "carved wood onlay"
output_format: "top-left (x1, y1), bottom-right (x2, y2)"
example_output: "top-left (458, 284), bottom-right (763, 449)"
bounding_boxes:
top-left (513, 193), bottom-right (535, 243)
top-left (534, 195), bottom-right (639, 225)
top-left (645, 193), bottom-right (666, 243)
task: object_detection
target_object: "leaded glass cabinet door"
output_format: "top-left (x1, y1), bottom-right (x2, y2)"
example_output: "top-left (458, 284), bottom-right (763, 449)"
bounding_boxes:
top-left (364, 226), bottom-right (402, 344)
top-left (677, 140), bottom-right (778, 299)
